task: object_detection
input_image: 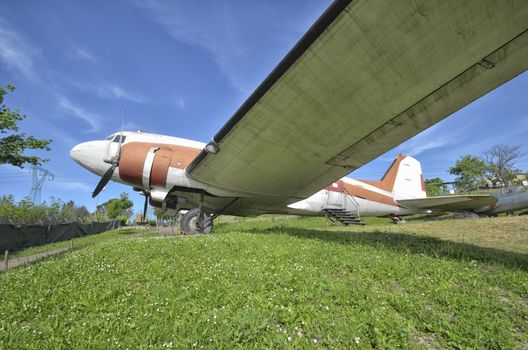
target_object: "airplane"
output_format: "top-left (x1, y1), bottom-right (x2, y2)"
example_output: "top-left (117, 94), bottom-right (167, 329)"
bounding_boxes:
top-left (399, 185), bottom-right (528, 217)
top-left (71, 135), bottom-right (429, 229)
top-left (70, 0), bottom-right (528, 234)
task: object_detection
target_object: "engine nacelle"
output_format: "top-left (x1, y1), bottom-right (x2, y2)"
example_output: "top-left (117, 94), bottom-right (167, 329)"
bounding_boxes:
top-left (149, 196), bottom-right (185, 216)
top-left (119, 143), bottom-right (174, 190)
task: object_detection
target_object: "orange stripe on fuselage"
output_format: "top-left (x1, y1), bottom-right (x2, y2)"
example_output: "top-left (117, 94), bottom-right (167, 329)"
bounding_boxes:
top-left (325, 180), bottom-right (398, 207)
top-left (357, 154), bottom-right (405, 192)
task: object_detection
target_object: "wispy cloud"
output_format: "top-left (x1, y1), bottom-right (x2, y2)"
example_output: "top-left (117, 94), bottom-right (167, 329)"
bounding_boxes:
top-left (56, 97), bottom-right (101, 132)
top-left (137, 1), bottom-right (252, 93)
top-left (0, 17), bottom-right (39, 81)
top-left (66, 47), bottom-right (98, 63)
top-left (50, 181), bottom-right (92, 192)
top-left (96, 84), bottom-right (147, 103)
top-left (69, 80), bottom-right (147, 104)
top-left (175, 97), bottom-right (186, 110)
top-left (403, 138), bottom-right (451, 157)
top-left (392, 116), bottom-right (483, 158)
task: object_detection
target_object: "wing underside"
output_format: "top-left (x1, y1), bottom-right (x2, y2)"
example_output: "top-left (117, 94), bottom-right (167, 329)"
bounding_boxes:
top-left (397, 195), bottom-right (498, 211)
top-left (185, 0), bottom-right (528, 206)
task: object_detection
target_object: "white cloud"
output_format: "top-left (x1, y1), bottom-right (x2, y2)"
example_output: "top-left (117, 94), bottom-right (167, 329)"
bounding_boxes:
top-left (0, 18), bottom-right (39, 81)
top-left (67, 47), bottom-right (98, 63)
top-left (137, 1), bottom-right (253, 93)
top-left (96, 84), bottom-right (147, 103)
top-left (56, 97), bottom-right (101, 132)
top-left (69, 80), bottom-right (148, 104)
top-left (50, 181), bottom-right (92, 192)
top-left (404, 138), bottom-right (451, 157)
top-left (175, 97), bottom-right (186, 110)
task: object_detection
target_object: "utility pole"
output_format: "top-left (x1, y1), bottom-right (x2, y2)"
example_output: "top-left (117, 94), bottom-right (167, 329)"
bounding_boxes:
top-left (28, 166), bottom-right (54, 204)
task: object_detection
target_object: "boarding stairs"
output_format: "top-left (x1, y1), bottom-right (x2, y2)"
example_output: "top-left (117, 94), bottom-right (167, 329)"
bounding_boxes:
top-left (322, 186), bottom-right (365, 226)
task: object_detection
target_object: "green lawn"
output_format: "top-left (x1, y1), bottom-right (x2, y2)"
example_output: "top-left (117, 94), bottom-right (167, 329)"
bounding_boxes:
top-left (9, 227), bottom-right (156, 258)
top-left (0, 216), bottom-right (527, 349)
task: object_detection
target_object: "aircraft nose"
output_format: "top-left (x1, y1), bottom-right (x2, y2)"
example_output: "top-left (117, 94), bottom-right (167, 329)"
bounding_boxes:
top-left (70, 141), bottom-right (110, 176)
top-left (70, 142), bottom-right (93, 165)
top-left (70, 143), bottom-right (83, 163)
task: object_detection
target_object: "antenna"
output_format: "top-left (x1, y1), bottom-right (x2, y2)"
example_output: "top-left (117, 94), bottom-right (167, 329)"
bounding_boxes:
top-left (28, 166), bottom-right (54, 204)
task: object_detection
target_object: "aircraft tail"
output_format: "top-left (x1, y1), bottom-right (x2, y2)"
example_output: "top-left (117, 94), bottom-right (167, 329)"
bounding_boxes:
top-left (380, 154), bottom-right (426, 200)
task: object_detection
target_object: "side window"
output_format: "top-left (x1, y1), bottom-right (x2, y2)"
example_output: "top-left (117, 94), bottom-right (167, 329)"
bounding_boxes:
top-left (112, 135), bottom-right (126, 143)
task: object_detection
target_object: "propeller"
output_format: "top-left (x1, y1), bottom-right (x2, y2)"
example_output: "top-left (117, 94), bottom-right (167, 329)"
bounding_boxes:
top-left (92, 112), bottom-right (126, 198)
top-left (91, 163), bottom-right (117, 198)
top-left (141, 191), bottom-right (149, 223)
top-left (132, 187), bottom-right (150, 223)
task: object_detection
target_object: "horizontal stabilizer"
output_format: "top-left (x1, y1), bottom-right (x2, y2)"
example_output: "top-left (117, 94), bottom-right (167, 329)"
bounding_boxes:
top-left (397, 195), bottom-right (498, 211)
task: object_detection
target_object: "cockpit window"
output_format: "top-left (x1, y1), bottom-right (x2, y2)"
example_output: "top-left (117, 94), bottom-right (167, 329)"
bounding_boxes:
top-left (106, 135), bottom-right (114, 140)
top-left (112, 135), bottom-right (126, 143)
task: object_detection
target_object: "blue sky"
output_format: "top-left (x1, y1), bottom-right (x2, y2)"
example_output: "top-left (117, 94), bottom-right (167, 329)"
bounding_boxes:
top-left (1, 0), bottom-right (527, 216)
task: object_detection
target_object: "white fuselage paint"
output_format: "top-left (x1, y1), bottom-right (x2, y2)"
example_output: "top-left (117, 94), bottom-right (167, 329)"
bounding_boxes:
top-left (475, 187), bottom-right (528, 214)
top-left (71, 131), bottom-right (528, 218)
top-left (71, 131), bottom-right (427, 217)
top-left (287, 182), bottom-right (420, 217)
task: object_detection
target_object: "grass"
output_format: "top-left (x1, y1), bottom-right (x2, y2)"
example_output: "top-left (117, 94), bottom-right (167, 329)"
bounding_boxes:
top-left (9, 227), bottom-right (156, 259)
top-left (0, 216), bottom-right (527, 349)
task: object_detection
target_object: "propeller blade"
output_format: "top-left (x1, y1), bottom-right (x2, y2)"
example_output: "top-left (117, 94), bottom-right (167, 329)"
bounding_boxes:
top-left (92, 164), bottom-right (117, 198)
top-left (142, 193), bottom-right (149, 222)
top-left (116, 109), bottom-right (126, 161)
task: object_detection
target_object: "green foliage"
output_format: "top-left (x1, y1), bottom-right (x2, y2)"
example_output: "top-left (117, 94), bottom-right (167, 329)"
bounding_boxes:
top-left (423, 177), bottom-right (447, 196)
top-left (1, 217), bottom-right (527, 348)
top-left (0, 83), bottom-right (52, 168)
top-left (154, 208), bottom-right (174, 226)
top-left (0, 196), bottom-right (91, 225)
top-left (97, 192), bottom-right (133, 222)
top-left (449, 155), bottom-right (489, 192)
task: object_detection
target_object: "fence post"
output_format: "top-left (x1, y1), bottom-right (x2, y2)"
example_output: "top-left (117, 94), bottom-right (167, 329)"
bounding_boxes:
top-left (70, 239), bottom-right (74, 250)
top-left (3, 250), bottom-right (8, 271)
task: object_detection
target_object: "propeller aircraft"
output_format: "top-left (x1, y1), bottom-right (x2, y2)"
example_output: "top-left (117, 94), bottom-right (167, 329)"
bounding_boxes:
top-left (71, 0), bottom-right (528, 234)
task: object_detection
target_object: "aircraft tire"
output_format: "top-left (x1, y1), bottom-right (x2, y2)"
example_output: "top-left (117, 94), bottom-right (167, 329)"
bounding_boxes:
top-left (180, 208), bottom-right (213, 235)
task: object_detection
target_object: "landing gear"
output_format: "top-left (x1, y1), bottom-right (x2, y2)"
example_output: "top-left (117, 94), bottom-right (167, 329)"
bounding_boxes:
top-left (179, 192), bottom-right (239, 235)
top-left (180, 208), bottom-right (213, 234)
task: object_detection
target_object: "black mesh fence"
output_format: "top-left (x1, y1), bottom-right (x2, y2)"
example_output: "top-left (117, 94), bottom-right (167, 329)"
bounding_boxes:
top-left (0, 221), bottom-right (121, 252)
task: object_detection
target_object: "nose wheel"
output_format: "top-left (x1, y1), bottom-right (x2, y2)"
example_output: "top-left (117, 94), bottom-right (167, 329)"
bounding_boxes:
top-left (180, 208), bottom-right (213, 234)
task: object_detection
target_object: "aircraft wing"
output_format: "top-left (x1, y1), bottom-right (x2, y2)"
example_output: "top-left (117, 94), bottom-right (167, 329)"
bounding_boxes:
top-left (186, 0), bottom-right (528, 205)
top-left (397, 195), bottom-right (498, 211)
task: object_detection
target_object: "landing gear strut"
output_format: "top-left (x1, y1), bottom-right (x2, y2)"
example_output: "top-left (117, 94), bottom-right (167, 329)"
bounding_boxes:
top-left (179, 191), bottom-right (239, 235)
top-left (180, 208), bottom-right (213, 234)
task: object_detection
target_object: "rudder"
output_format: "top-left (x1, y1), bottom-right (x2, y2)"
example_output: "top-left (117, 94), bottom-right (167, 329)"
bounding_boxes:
top-left (380, 154), bottom-right (426, 199)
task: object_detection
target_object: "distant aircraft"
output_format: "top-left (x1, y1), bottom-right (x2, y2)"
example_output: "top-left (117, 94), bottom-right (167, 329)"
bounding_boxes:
top-left (71, 0), bottom-right (528, 233)
top-left (399, 186), bottom-right (528, 217)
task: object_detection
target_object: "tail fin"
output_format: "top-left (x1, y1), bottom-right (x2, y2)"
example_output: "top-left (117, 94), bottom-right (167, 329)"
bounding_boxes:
top-left (380, 154), bottom-right (426, 199)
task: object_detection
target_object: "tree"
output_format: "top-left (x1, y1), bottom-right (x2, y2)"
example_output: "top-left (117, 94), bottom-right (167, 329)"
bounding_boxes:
top-left (0, 83), bottom-right (52, 168)
top-left (484, 144), bottom-right (525, 187)
top-left (61, 200), bottom-right (90, 223)
top-left (98, 192), bottom-right (134, 224)
top-left (0, 196), bottom-right (91, 225)
top-left (449, 155), bottom-right (489, 192)
top-left (424, 177), bottom-right (448, 196)
top-left (154, 208), bottom-right (174, 227)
